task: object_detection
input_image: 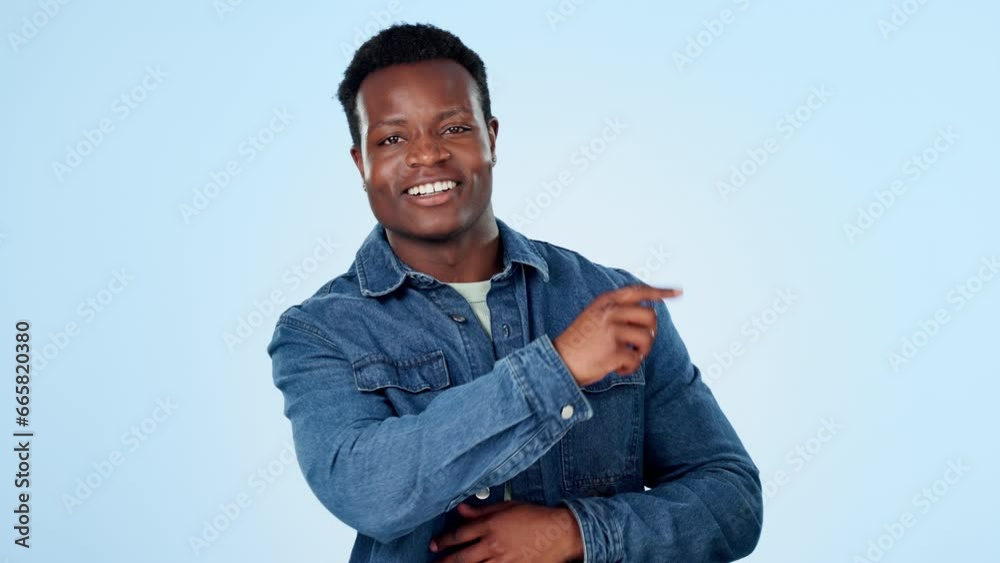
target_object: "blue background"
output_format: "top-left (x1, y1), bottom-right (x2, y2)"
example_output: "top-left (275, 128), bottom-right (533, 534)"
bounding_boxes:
top-left (3, 0), bottom-right (998, 561)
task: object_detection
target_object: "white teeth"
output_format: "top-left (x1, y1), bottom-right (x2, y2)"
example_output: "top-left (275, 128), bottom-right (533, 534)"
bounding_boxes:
top-left (407, 180), bottom-right (457, 196)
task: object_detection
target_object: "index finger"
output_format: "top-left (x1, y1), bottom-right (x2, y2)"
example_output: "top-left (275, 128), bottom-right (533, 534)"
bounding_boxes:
top-left (610, 284), bottom-right (683, 305)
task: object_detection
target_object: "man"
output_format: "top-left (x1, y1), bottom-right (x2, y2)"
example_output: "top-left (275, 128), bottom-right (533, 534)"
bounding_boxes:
top-left (267, 22), bottom-right (762, 562)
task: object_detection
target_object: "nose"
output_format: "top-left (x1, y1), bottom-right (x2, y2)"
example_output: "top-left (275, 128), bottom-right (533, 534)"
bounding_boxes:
top-left (405, 132), bottom-right (450, 167)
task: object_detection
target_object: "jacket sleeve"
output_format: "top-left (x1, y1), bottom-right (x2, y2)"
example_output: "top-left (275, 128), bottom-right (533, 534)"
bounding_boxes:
top-left (266, 310), bottom-right (593, 545)
top-left (558, 272), bottom-right (764, 562)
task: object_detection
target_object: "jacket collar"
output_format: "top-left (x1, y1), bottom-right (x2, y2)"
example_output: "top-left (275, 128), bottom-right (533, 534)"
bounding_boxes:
top-left (355, 218), bottom-right (550, 297)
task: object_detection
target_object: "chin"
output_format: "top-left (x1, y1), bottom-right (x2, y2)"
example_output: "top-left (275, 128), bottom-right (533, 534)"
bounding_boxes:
top-left (390, 214), bottom-right (465, 242)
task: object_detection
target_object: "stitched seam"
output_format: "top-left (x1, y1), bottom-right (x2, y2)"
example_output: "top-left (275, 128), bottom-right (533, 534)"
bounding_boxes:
top-left (352, 349), bottom-right (444, 369)
top-left (612, 507), bottom-right (626, 562)
top-left (276, 317), bottom-right (340, 350)
top-left (483, 424), bottom-right (546, 486)
top-left (352, 352), bottom-right (450, 393)
top-left (507, 351), bottom-right (544, 417)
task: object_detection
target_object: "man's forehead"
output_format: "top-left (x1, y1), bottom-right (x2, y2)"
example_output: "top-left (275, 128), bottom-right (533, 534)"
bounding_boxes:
top-left (357, 60), bottom-right (479, 120)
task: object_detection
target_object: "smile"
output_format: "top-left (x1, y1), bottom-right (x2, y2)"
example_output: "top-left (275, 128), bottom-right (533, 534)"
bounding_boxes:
top-left (405, 180), bottom-right (458, 196)
top-left (403, 181), bottom-right (460, 207)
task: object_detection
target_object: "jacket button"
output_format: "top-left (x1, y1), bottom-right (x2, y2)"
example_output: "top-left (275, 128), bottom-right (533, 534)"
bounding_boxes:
top-left (451, 314), bottom-right (466, 323)
top-left (561, 405), bottom-right (574, 420)
top-left (502, 323), bottom-right (510, 337)
top-left (475, 487), bottom-right (490, 499)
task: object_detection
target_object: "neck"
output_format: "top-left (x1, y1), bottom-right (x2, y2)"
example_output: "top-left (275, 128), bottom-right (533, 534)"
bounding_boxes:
top-left (386, 213), bottom-right (503, 283)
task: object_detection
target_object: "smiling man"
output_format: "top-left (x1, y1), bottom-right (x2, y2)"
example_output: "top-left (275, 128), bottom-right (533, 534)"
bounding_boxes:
top-left (267, 22), bottom-right (762, 562)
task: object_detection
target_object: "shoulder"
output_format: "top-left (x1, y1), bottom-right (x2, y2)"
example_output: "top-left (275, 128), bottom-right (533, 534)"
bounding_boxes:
top-left (270, 264), bottom-right (365, 339)
top-left (528, 235), bottom-right (643, 290)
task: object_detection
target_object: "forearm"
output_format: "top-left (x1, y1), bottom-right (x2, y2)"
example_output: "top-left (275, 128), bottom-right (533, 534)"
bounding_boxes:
top-left (560, 460), bottom-right (763, 562)
top-left (274, 323), bottom-right (592, 544)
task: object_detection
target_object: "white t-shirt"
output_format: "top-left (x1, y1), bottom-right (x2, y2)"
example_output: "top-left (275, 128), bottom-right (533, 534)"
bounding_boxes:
top-left (445, 279), bottom-right (492, 338)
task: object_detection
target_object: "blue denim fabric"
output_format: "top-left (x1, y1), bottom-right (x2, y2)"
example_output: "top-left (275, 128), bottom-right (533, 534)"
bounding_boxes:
top-left (267, 218), bottom-right (763, 562)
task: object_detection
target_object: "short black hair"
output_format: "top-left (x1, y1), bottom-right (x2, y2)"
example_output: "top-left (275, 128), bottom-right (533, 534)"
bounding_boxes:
top-left (336, 22), bottom-right (492, 148)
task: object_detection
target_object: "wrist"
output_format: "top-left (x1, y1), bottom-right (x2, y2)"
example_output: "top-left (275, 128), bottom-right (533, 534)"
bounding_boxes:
top-left (555, 506), bottom-right (585, 561)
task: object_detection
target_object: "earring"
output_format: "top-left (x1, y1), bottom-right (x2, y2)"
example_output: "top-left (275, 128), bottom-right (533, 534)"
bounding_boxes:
top-left (491, 154), bottom-right (497, 164)
top-left (362, 182), bottom-right (367, 192)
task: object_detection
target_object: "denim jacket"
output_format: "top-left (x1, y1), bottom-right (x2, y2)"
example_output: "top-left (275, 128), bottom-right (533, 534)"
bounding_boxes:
top-left (267, 218), bottom-right (763, 562)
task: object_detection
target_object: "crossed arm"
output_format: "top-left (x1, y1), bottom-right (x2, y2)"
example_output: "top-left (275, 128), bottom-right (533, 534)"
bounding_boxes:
top-left (558, 272), bottom-right (763, 562)
top-left (268, 275), bottom-right (762, 561)
top-left (426, 290), bottom-right (764, 562)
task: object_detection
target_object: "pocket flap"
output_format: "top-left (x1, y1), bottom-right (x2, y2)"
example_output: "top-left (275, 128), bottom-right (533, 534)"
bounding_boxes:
top-left (579, 367), bottom-right (645, 393)
top-left (352, 349), bottom-right (451, 393)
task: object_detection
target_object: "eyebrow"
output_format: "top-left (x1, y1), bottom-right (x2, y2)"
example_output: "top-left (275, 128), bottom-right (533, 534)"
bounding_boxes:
top-left (371, 107), bottom-right (473, 129)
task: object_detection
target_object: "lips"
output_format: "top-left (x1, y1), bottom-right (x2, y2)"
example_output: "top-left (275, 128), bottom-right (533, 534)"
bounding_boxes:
top-left (403, 181), bottom-right (461, 207)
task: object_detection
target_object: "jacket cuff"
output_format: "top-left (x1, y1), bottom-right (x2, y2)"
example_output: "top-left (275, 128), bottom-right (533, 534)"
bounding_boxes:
top-left (558, 496), bottom-right (625, 563)
top-left (506, 333), bottom-right (593, 436)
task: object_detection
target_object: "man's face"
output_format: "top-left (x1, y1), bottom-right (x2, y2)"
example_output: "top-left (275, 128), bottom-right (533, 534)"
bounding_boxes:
top-left (350, 59), bottom-right (499, 241)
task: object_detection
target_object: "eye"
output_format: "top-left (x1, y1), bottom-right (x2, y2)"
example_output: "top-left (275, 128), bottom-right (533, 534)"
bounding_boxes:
top-left (378, 135), bottom-right (402, 146)
top-left (444, 125), bottom-right (471, 134)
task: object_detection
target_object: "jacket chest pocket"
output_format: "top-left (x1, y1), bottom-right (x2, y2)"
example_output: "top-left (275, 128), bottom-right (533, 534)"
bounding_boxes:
top-left (560, 368), bottom-right (645, 497)
top-left (351, 349), bottom-right (452, 416)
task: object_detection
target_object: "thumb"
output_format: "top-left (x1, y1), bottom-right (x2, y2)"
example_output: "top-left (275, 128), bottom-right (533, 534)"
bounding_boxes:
top-left (458, 501), bottom-right (519, 519)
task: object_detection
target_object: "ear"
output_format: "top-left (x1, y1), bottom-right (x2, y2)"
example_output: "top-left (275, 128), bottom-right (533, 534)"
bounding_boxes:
top-left (487, 116), bottom-right (499, 162)
top-left (350, 145), bottom-right (364, 180)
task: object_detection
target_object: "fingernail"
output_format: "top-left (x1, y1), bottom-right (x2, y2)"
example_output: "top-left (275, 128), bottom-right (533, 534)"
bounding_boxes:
top-left (429, 540), bottom-right (438, 552)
